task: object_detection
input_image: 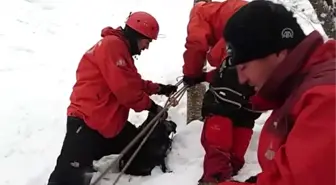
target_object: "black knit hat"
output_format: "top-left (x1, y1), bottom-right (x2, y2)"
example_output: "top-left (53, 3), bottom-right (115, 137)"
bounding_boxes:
top-left (223, 0), bottom-right (307, 66)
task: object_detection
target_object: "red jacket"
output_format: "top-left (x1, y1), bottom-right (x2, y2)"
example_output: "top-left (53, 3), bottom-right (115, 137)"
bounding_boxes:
top-left (220, 32), bottom-right (336, 185)
top-left (67, 27), bottom-right (160, 138)
top-left (183, 0), bottom-right (248, 77)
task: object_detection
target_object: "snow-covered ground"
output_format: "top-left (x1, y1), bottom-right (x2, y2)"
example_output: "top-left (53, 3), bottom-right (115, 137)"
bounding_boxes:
top-left (0, 0), bottom-right (325, 185)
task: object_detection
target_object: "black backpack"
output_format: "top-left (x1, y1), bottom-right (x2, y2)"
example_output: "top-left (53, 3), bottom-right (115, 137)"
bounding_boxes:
top-left (201, 64), bottom-right (261, 128)
top-left (119, 112), bottom-right (177, 176)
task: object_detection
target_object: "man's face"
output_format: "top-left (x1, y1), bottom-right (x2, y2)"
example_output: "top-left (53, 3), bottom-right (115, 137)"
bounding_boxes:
top-left (236, 50), bottom-right (288, 91)
top-left (137, 38), bottom-right (152, 53)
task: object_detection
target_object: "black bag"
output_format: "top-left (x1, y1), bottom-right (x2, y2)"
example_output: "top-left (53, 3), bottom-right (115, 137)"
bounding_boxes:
top-left (119, 112), bottom-right (177, 176)
top-left (201, 63), bottom-right (261, 128)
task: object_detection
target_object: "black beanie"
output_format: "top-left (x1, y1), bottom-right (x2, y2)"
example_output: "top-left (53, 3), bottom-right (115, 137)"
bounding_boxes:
top-left (223, 0), bottom-right (307, 66)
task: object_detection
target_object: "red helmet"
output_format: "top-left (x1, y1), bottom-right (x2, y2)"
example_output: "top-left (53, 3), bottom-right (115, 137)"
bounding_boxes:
top-left (125, 11), bottom-right (160, 40)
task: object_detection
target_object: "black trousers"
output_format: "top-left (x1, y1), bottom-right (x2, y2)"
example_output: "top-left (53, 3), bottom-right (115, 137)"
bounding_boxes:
top-left (47, 116), bottom-right (138, 185)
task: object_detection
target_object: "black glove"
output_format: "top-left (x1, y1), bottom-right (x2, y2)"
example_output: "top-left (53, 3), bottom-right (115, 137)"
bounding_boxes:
top-left (157, 84), bottom-right (177, 97)
top-left (148, 100), bottom-right (168, 120)
top-left (183, 74), bottom-right (206, 87)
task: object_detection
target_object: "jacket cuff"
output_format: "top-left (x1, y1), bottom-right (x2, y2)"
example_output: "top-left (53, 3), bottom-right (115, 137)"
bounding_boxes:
top-left (150, 83), bottom-right (161, 95)
top-left (204, 69), bottom-right (216, 83)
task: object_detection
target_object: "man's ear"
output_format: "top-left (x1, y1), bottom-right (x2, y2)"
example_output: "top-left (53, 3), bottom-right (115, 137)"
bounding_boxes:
top-left (275, 49), bottom-right (288, 61)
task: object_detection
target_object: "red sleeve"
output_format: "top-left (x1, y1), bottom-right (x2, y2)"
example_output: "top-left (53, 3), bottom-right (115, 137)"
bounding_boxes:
top-left (219, 86), bottom-right (336, 185)
top-left (94, 37), bottom-right (153, 112)
top-left (220, 87), bottom-right (336, 185)
top-left (256, 87), bottom-right (335, 185)
top-left (183, 6), bottom-right (213, 78)
top-left (207, 38), bottom-right (227, 68)
top-left (205, 0), bottom-right (248, 68)
top-left (142, 80), bottom-right (160, 95)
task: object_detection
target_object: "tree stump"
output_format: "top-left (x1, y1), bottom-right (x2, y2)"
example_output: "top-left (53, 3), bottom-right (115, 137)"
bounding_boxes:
top-left (187, 83), bottom-right (206, 124)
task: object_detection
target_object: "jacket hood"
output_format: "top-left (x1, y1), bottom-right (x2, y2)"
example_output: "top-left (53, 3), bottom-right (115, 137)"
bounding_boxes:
top-left (101, 26), bottom-right (124, 38)
top-left (101, 26), bottom-right (142, 56)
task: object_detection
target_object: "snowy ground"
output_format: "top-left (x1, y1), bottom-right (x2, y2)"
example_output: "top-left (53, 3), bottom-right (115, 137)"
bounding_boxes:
top-left (0, 0), bottom-right (325, 185)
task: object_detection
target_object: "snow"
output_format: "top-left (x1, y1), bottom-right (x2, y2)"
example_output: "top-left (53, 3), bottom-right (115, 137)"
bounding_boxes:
top-left (91, 115), bottom-right (270, 185)
top-left (0, 0), bottom-right (323, 185)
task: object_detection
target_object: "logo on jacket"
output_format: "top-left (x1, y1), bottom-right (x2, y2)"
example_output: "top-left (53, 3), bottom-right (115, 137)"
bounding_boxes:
top-left (265, 141), bottom-right (275, 160)
top-left (281, 28), bottom-right (294, 39)
top-left (226, 43), bottom-right (234, 58)
top-left (116, 59), bottom-right (126, 67)
top-left (70, 161), bottom-right (80, 168)
top-left (264, 121), bottom-right (279, 160)
top-left (224, 43), bottom-right (235, 68)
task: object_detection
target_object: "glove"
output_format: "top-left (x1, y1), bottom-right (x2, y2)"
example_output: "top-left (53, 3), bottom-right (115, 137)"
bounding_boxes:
top-left (148, 100), bottom-right (168, 120)
top-left (157, 84), bottom-right (178, 97)
top-left (182, 74), bottom-right (206, 87)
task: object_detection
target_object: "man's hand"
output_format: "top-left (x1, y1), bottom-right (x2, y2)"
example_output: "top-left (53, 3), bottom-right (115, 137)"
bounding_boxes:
top-left (157, 84), bottom-right (178, 97)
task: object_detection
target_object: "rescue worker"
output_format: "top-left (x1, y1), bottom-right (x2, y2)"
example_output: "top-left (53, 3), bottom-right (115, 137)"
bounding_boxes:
top-left (182, 0), bottom-right (261, 183)
top-left (47, 11), bottom-right (177, 185)
top-left (219, 1), bottom-right (336, 185)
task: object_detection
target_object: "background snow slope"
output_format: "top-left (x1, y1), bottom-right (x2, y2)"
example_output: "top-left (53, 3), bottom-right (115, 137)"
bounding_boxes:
top-left (0, 0), bottom-right (324, 185)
